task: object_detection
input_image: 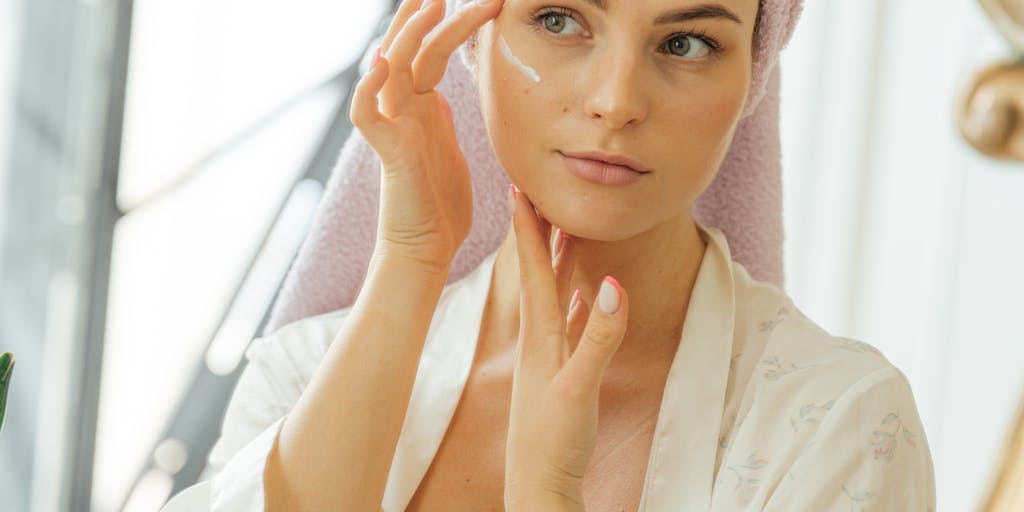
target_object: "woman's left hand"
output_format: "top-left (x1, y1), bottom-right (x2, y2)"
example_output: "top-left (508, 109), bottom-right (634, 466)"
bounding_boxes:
top-left (503, 184), bottom-right (630, 511)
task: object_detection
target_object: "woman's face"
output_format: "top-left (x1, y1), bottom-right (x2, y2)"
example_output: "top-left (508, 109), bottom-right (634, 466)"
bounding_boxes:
top-left (473, 0), bottom-right (758, 241)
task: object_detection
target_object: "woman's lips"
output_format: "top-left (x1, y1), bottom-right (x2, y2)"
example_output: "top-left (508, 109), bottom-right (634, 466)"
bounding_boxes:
top-left (559, 152), bottom-right (648, 186)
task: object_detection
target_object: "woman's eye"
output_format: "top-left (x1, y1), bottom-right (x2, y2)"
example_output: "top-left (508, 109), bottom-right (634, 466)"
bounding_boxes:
top-left (665, 35), bottom-right (714, 59)
top-left (536, 12), bottom-right (584, 36)
top-left (530, 9), bottom-right (721, 61)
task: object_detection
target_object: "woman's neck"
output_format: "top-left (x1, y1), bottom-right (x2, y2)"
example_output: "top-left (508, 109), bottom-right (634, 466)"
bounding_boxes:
top-left (484, 215), bottom-right (708, 375)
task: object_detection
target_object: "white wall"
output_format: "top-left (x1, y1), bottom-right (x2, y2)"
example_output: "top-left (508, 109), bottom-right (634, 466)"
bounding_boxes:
top-left (0, 0), bottom-right (21, 267)
top-left (780, 0), bottom-right (1024, 510)
top-left (98, 2), bottom-right (387, 510)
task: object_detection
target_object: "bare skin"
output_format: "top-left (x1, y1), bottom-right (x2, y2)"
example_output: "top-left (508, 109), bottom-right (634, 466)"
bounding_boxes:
top-left (408, 0), bottom-right (760, 507)
top-left (264, 0), bottom-right (758, 509)
top-left (474, 0), bottom-right (757, 381)
top-left (405, 248), bottom-right (676, 510)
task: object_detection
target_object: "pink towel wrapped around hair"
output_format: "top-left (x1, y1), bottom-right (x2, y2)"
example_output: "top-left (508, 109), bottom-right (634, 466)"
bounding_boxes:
top-left (264, 0), bottom-right (803, 335)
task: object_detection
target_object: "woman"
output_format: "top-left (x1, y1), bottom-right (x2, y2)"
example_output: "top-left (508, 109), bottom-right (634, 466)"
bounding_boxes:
top-left (188, 0), bottom-right (937, 510)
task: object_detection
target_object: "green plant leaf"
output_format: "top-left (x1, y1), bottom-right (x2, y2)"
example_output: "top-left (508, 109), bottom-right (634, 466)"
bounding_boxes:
top-left (0, 352), bottom-right (13, 435)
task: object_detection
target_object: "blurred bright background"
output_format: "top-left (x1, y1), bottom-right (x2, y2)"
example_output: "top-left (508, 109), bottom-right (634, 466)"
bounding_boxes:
top-left (0, 0), bottom-right (1022, 511)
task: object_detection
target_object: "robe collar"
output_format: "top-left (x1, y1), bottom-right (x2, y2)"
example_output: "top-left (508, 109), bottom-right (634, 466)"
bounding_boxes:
top-left (383, 223), bottom-right (736, 511)
top-left (637, 223), bottom-right (736, 510)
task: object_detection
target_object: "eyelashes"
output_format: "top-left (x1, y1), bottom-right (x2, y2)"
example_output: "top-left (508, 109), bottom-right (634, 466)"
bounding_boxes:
top-left (528, 6), bottom-right (580, 34)
top-left (526, 6), bottom-right (725, 61)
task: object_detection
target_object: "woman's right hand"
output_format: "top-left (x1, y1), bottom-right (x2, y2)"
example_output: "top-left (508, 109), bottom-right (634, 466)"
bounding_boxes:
top-left (350, 0), bottom-right (505, 273)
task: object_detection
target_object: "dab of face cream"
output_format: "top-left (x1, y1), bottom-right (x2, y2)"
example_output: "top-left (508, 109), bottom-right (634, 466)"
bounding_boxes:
top-left (498, 35), bottom-right (541, 83)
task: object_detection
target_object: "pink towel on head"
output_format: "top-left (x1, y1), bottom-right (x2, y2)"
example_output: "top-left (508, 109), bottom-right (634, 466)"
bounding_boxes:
top-left (263, 0), bottom-right (803, 335)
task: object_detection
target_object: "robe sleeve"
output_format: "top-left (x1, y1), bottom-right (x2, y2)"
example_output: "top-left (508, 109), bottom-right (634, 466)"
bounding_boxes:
top-left (161, 310), bottom-right (351, 511)
top-left (198, 331), bottom-right (313, 511)
top-left (205, 333), bottom-right (304, 511)
top-left (763, 365), bottom-right (937, 511)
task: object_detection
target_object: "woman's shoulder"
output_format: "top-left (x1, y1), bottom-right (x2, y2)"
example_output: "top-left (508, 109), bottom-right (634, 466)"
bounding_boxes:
top-left (727, 259), bottom-right (905, 401)
top-left (715, 262), bottom-right (935, 509)
top-left (724, 260), bottom-right (925, 444)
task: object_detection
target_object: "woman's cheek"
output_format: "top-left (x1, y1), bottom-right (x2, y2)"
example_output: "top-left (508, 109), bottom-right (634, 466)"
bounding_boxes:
top-left (666, 69), bottom-right (746, 140)
top-left (484, 43), bottom-right (564, 140)
top-left (498, 34), bottom-right (543, 83)
top-left (479, 79), bottom-right (534, 177)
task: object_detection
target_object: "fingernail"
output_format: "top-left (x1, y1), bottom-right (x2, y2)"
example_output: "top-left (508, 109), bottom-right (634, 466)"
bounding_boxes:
top-left (373, 45), bottom-right (383, 68)
top-left (476, 0), bottom-right (496, 5)
top-left (507, 184), bottom-right (516, 212)
top-left (598, 276), bottom-right (620, 314)
top-left (552, 228), bottom-right (564, 258)
top-left (569, 288), bottom-right (581, 312)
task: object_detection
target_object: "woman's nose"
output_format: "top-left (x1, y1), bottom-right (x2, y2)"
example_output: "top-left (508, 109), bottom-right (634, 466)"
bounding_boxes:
top-left (582, 48), bottom-right (649, 130)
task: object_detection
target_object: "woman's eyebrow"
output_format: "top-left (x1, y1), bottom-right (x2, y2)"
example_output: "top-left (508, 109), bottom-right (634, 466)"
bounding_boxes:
top-left (577, 0), bottom-right (744, 25)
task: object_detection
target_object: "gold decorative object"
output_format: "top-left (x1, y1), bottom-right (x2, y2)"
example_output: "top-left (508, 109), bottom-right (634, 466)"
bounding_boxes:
top-left (979, 0), bottom-right (1024, 52)
top-left (956, 60), bottom-right (1024, 161)
top-left (982, 396), bottom-right (1024, 511)
top-left (956, 0), bottom-right (1024, 161)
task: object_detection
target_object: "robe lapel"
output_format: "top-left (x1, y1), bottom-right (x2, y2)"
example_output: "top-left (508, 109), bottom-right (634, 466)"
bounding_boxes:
top-left (637, 225), bottom-right (737, 511)
top-left (381, 225), bottom-right (735, 511)
top-left (382, 250), bottom-right (498, 511)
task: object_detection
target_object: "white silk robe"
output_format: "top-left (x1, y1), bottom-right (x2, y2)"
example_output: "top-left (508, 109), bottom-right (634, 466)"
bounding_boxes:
top-left (162, 224), bottom-right (936, 511)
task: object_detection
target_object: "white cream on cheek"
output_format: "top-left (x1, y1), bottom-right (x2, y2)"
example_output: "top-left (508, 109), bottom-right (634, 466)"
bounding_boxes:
top-left (498, 34), bottom-right (541, 83)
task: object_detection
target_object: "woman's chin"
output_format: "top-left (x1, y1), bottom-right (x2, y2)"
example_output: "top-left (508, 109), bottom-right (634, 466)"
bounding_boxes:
top-left (541, 214), bottom-right (641, 244)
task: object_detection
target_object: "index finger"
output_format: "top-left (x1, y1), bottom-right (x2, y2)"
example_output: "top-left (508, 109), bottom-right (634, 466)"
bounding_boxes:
top-left (509, 185), bottom-right (563, 337)
top-left (412, 0), bottom-right (506, 93)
